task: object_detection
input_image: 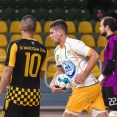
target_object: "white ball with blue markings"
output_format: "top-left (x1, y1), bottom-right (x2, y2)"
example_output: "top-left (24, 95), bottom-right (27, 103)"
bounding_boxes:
top-left (55, 74), bottom-right (71, 92)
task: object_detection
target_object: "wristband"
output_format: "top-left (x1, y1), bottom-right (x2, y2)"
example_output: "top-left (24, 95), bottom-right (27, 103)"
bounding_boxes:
top-left (98, 74), bottom-right (105, 82)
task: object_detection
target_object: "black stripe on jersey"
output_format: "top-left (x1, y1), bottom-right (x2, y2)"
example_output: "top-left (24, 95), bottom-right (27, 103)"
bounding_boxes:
top-left (112, 41), bottom-right (117, 60)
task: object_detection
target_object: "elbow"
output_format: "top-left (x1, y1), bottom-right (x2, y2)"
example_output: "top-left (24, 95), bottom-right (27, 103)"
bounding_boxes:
top-left (40, 71), bottom-right (45, 78)
top-left (40, 74), bottom-right (44, 79)
top-left (0, 90), bottom-right (2, 96)
top-left (40, 76), bottom-right (44, 79)
top-left (90, 49), bottom-right (100, 62)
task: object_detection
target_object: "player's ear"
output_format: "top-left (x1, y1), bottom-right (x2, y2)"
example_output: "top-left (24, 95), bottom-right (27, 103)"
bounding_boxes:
top-left (34, 27), bottom-right (38, 33)
top-left (19, 24), bottom-right (22, 31)
top-left (106, 25), bottom-right (110, 31)
top-left (58, 30), bottom-right (62, 36)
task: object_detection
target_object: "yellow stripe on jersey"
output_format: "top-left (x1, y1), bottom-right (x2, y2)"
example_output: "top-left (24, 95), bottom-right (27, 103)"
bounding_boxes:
top-left (5, 99), bottom-right (9, 110)
top-left (8, 43), bottom-right (18, 67)
top-left (41, 51), bottom-right (48, 71)
top-left (61, 43), bottom-right (65, 49)
top-left (69, 44), bottom-right (83, 72)
top-left (87, 48), bottom-right (92, 57)
top-left (60, 48), bottom-right (62, 61)
top-left (1, 111), bottom-right (5, 117)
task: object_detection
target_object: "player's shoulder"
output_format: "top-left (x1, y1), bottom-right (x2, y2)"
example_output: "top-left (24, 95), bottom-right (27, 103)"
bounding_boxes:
top-left (10, 38), bottom-right (27, 46)
top-left (66, 37), bottom-right (84, 45)
top-left (8, 39), bottom-right (22, 47)
top-left (11, 38), bottom-right (47, 52)
top-left (109, 34), bottom-right (117, 41)
top-left (9, 38), bottom-right (22, 44)
top-left (32, 39), bottom-right (47, 51)
top-left (113, 35), bottom-right (117, 41)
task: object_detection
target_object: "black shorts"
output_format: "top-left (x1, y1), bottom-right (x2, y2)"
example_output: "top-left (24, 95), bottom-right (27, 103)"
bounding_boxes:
top-left (102, 86), bottom-right (109, 107)
top-left (1, 100), bottom-right (40, 117)
top-left (103, 86), bottom-right (117, 110)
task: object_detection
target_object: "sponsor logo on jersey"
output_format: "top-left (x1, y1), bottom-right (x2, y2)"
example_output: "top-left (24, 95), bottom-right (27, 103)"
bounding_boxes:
top-left (31, 41), bottom-right (35, 45)
top-left (56, 55), bottom-right (59, 60)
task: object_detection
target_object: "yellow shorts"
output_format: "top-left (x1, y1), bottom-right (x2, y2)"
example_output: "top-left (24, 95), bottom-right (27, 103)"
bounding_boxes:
top-left (65, 83), bottom-right (106, 116)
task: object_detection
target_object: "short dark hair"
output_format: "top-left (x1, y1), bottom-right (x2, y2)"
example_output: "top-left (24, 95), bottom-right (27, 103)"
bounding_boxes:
top-left (21, 15), bottom-right (37, 33)
top-left (50, 19), bottom-right (68, 34)
top-left (101, 16), bottom-right (116, 32)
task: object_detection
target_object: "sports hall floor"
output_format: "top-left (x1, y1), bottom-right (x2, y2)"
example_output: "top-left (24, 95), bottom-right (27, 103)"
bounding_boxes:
top-left (40, 106), bottom-right (90, 117)
top-left (40, 110), bottom-right (90, 117)
top-left (0, 107), bottom-right (90, 117)
top-left (0, 111), bottom-right (90, 117)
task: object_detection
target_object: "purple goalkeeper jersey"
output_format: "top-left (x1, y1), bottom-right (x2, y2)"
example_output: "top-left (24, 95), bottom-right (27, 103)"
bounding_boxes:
top-left (102, 34), bottom-right (117, 95)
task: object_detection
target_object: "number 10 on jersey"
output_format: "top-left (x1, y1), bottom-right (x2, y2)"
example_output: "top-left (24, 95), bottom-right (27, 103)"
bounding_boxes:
top-left (24, 52), bottom-right (41, 77)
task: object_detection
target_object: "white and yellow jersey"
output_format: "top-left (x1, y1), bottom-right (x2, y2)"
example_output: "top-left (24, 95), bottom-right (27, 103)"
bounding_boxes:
top-left (54, 37), bottom-right (98, 89)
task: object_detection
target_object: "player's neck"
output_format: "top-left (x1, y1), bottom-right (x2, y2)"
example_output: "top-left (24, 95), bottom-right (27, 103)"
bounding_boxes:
top-left (106, 31), bottom-right (114, 37)
top-left (21, 32), bottom-right (34, 39)
top-left (59, 35), bottom-right (67, 48)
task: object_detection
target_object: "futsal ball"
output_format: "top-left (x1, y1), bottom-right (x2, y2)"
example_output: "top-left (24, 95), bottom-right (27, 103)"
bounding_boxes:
top-left (55, 74), bottom-right (71, 92)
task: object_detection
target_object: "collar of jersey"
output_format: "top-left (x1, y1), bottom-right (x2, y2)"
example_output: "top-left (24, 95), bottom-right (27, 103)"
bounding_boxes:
top-left (60, 37), bottom-right (69, 49)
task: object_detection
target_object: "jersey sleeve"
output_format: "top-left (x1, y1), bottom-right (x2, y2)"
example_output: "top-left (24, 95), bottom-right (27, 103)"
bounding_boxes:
top-left (72, 40), bottom-right (92, 57)
top-left (54, 47), bottom-right (61, 67)
top-left (5, 42), bottom-right (18, 67)
top-left (55, 55), bottom-right (61, 67)
top-left (102, 39), bottom-right (117, 76)
top-left (108, 39), bottom-right (117, 60)
top-left (41, 51), bottom-right (48, 71)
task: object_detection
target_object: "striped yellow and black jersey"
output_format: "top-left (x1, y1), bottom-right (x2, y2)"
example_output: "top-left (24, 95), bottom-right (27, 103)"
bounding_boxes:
top-left (5, 38), bottom-right (48, 106)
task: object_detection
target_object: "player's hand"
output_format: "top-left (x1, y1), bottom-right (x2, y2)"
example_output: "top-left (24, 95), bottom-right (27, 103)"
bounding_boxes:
top-left (49, 84), bottom-right (64, 93)
top-left (74, 73), bottom-right (86, 84)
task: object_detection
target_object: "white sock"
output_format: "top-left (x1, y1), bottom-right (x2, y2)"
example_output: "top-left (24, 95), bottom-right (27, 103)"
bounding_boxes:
top-left (109, 111), bottom-right (117, 116)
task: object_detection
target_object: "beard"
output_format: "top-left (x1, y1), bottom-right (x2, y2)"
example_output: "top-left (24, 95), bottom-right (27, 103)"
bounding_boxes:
top-left (100, 31), bottom-right (107, 37)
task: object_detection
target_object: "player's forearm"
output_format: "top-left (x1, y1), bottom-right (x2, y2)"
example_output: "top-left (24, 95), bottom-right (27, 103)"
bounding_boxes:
top-left (0, 67), bottom-right (13, 96)
top-left (50, 70), bottom-right (63, 86)
top-left (49, 70), bottom-right (64, 91)
top-left (103, 59), bottom-right (116, 76)
top-left (98, 59), bottom-right (116, 82)
top-left (49, 66), bottom-right (65, 90)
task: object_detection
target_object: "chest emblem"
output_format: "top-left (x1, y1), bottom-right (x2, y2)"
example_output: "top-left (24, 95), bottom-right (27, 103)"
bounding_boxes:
top-left (62, 60), bottom-right (76, 78)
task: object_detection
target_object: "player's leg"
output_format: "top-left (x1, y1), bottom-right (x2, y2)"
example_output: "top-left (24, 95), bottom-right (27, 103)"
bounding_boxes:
top-left (62, 86), bottom-right (88, 117)
top-left (102, 86), bottom-right (109, 110)
top-left (22, 105), bottom-right (40, 117)
top-left (1, 99), bottom-right (23, 117)
top-left (87, 83), bottom-right (107, 117)
top-left (63, 83), bottom-right (105, 117)
top-left (104, 87), bottom-right (117, 117)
